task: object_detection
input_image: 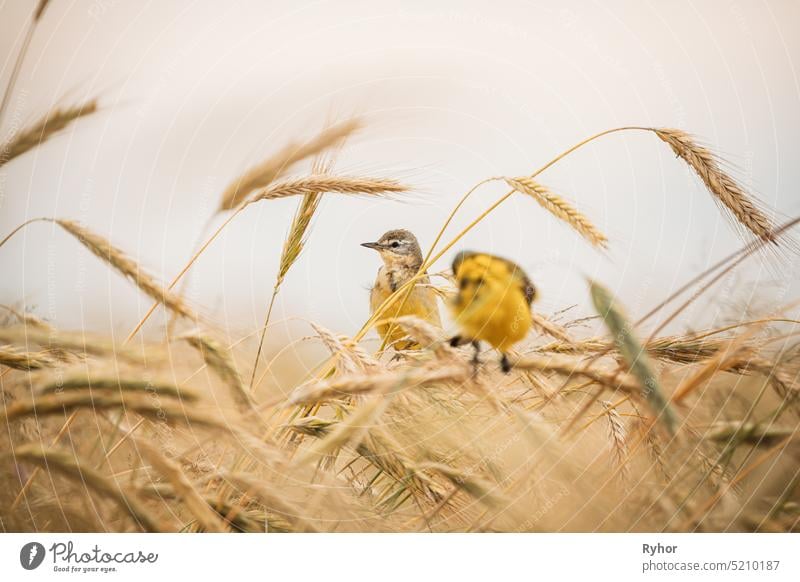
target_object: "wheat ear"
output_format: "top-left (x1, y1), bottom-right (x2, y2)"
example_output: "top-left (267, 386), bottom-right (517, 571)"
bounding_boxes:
top-left (55, 219), bottom-right (198, 322)
top-left (653, 128), bottom-right (774, 242)
top-left (505, 176), bottom-right (609, 249)
top-left (8, 444), bottom-right (164, 532)
top-left (253, 175), bottom-right (407, 201)
top-left (0, 100), bottom-right (98, 168)
top-left (218, 119), bottom-right (360, 210)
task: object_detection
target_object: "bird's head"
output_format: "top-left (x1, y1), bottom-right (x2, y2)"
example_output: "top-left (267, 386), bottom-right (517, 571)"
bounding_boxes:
top-left (361, 229), bottom-right (423, 269)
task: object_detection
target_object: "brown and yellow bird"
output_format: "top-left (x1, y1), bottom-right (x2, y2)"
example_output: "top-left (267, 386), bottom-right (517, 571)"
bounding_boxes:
top-left (362, 229), bottom-right (441, 350)
top-left (449, 250), bottom-right (536, 372)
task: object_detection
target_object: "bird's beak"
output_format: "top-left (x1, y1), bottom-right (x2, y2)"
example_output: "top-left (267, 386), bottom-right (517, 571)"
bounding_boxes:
top-left (360, 241), bottom-right (382, 251)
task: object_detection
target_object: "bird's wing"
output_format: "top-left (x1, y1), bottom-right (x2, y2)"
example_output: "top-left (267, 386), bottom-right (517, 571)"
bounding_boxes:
top-left (490, 255), bottom-right (536, 305)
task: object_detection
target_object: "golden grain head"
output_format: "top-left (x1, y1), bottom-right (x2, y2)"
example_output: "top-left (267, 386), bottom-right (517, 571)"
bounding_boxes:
top-left (0, 100), bottom-right (98, 169)
top-left (252, 174), bottom-right (408, 202)
top-left (505, 176), bottom-right (609, 249)
top-left (653, 128), bottom-right (775, 243)
top-left (180, 332), bottom-right (256, 413)
top-left (218, 118), bottom-right (361, 210)
top-left (54, 219), bottom-right (198, 321)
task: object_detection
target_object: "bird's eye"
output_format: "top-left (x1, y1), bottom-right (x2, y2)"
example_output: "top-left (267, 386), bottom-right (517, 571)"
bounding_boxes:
top-left (459, 278), bottom-right (469, 290)
top-left (391, 241), bottom-right (400, 248)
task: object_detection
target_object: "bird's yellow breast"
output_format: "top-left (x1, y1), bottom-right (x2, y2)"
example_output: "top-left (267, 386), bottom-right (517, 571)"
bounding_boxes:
top-left (450, 253), bottom-right (533, 352)
top-left (370, 267), bottom-right (441, 349)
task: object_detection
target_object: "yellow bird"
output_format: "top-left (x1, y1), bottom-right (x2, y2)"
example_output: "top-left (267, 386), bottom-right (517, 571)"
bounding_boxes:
top-left (362, 229), bottom-right (441, 350)
top-left (449, 250), bottom-right (536, 372)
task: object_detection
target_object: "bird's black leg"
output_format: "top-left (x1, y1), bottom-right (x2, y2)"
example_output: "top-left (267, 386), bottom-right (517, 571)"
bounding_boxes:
top-left (500, 353), bottom-right (511, 374)
top-left (449, 335), bottom-right (463, 347)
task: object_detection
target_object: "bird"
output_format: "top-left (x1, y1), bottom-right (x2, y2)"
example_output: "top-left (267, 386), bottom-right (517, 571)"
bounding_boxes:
top-left (361, 229), bottom-right (441, 350)
top-left (448, 250), bottom-right (536, 373)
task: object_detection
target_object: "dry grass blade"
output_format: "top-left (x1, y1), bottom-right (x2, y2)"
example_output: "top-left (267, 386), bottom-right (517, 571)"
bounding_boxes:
top-left (180, 332), bottom-right (256, 413)
top-left (505, 176), bottom-right (609, 249)
top-left (0, 100), bottom-right (98, 169)
top-left (252, 175), bottom-right (408, 202)
top-left (8, 444), bottom-right (164, 532)
top-left (589, 280), bottom-right (677, 433)
top-left (653, 128), bottom-right (774, 243)
top-left (0, 345), bottom-right (58, 370)
top-left (36, 375), bottom-right (199, 401)
top-left (54, 219), bottom-right (198, 321)
top-left (134, 438), bottom-right (228, 532)
top-left (218, 119), bottom-right (360, 210)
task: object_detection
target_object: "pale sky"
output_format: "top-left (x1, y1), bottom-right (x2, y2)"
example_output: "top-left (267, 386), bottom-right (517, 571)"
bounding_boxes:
top-left (1, 0), bottom-right (799, 346)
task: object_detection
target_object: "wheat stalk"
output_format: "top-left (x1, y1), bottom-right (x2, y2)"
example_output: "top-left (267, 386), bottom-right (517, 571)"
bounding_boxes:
top-left (513, 353), bottom-right (640, 393)
top-left (0, 345), bottom-right (58, 370)
top-left (0, 0), bottom-right (52, 127)
top-left (223, 472), bottom-right (320, 532)
top-left (134, 438), bottom-right (228, 532)
top-left (277, 191), bottom-right (321, 286)
top-left (419, 462), bottom-right (505, 508)
top-left (8, 444), bottom-right (164, 532)
top-left (653, 128), bottom-right (774, 242)
top-left (0, 305), bottom-right (50, 329)
top-left (310, 322), bottom-right (379, 373)
top-left (505, 176), bottom-right (609, 249)
top-left (180, 332), bottom-right (256, 413)
top-left (530, 311), bottom-right (573, 343)
top-left (248, 162), bottom-right (328, 391)
top-left (285, 364), bottom-right (467, 407)
top-left (0, 391), bottom-right (215, 426)
top-left (218, 119), bottom-right (360, 210)
top-left (36, 375), bottom-right (199, 401)
top-left (54, 219), bottom-right (198, 322)
top-left (0, 100), bottom-right (98, 168)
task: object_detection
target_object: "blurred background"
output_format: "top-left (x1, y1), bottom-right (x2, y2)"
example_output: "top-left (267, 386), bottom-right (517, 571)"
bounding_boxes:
top-left (1, 0), bottom-right (799, 349)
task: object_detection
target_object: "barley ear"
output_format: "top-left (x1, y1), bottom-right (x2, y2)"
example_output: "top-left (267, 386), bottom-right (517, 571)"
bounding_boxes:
top-left (653, 128), bottom-right (775, 243)
top-left (180, 332), bottom-right (257, 414)
top-left (218, 118), bottom-right (360, 210)
top-left (506, 177), bottom-right (609, 249)
top-left (0, 100), bottom-right (98, 169)
top-left (54, 219), bottom-right (198, 322)
top-left (253, 175), bottom-right (408, 202)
